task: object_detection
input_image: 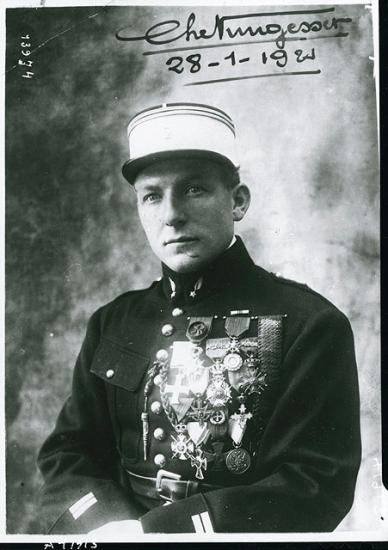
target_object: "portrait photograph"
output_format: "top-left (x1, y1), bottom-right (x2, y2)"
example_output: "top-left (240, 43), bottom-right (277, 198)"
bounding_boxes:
top-left (3, 0), bottom-right (382, 544)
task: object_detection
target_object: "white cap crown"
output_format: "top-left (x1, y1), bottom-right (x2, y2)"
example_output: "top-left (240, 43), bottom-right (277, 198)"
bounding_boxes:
top-left (122, 103), bottom-right (238, 184)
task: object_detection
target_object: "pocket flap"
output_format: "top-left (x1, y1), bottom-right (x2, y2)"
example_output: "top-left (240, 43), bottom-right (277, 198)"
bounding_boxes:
top-left (90, 337), bottom-right (150, 391)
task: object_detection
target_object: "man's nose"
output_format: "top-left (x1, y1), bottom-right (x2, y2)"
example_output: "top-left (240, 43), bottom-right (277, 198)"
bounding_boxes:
top-left (161, 195), bottom-right (187, 226)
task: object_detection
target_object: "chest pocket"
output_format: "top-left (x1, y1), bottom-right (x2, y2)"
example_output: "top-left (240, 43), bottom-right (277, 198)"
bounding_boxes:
top-left (90, 337), bottom-right (150, 461)
top-left (90, 337), bottom-right (149, 391)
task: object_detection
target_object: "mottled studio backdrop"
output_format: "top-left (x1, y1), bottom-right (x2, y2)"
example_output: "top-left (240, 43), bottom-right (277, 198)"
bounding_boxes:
top-left (5, 4), bottom-right (379, 534)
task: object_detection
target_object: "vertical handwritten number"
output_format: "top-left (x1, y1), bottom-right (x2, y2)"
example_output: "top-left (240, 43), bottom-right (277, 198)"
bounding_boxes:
top-left (270, 49), bottom-right (288, 68)
top-left (166, 56), bottom-right (184, 74)
top-left (224, 51), bottom-right (236, 66)
top-left (186, 53), bottom-right (201, 73)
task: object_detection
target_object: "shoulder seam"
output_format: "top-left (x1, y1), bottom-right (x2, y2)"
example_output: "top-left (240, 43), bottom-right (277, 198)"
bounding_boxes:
top-left (101, 280), bottom-right (159, 309)
top-left (269, 272), bottom-right (338, 309)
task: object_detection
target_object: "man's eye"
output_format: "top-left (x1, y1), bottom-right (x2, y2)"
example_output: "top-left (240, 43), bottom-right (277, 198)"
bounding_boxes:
top-left (186, 185), bottom-right (204, 196)
top-left (143, 193), bottom-right (160, 203)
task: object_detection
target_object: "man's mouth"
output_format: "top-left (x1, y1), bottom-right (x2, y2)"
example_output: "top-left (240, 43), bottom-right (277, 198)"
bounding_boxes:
top-left (164, 237), bottom-right (198, 246)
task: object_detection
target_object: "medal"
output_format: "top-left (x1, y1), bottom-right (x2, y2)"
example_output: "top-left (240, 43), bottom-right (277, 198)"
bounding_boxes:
top-left (186, 316), bottom-right (213, 343)
top-left (187, 396), bottom-right (211, 426)
top-left (225, 447), bottom-right (251, 474)
top-left (225, 316), bottom-right (251, 339)
top-left (206, 337), bottom-right (259, 360)
top-left (206, 362), bottom-right (232, 407)
top-left (229, 404), bottom-right (253, 445)
top-left (206, 378), bottom-right (231, 407)
top-left (187, 364), bottom-right (209, 395)
top-left (223, 352), bottom-right (243, 371)
top-left (223, 317), bottom-right (251, 372)
top-left (205, 337), bottom-right (229, 360)
top-left (164, 371), bottom-right (190, 405)
top-left (238, 370), bottom-right (267, 396)
top-left (171, 424), bottom-right (195, 460)
top-left (244, 350), bottom-right (261, 370)
top-left (190, 447), bottom-right (207, 480)
top-left (209, 408), bottom-right (226, 425)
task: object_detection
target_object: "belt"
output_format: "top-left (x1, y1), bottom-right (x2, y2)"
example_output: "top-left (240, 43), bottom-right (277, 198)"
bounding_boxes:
top-left (126, 469), bottom-right (222, 503)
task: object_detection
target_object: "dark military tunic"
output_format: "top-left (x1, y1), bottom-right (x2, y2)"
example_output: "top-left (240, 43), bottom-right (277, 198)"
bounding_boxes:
top-left (37, 237), bottom-right (361, 534)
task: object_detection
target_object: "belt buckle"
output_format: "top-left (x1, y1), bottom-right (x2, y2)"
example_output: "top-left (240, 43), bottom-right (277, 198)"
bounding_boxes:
top-left (156, 469), bottom-right (182, 502)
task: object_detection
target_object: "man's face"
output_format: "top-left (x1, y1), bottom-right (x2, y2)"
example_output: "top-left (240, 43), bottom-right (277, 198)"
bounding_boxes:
top-left (134, 158), bottom-right (243, 273)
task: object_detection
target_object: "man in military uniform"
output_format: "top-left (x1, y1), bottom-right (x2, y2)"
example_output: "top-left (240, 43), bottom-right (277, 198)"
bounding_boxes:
top-left (37, 103), bottom-right (361, 535)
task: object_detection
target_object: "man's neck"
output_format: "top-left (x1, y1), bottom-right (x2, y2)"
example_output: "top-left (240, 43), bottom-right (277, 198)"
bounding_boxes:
top-left (228, 235), bottom-right (237, 249)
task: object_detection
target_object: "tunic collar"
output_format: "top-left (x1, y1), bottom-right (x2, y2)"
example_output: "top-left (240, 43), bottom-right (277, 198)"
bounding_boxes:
top-left (161, 236), bottom-right (255, 306)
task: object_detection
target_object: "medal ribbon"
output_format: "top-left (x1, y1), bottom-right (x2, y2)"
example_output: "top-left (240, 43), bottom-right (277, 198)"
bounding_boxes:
top-left (225, 316), bottom-right (251, 339)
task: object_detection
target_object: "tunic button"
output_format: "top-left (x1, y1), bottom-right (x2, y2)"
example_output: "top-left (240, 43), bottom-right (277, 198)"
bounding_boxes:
top-left (153, 374), bottom-right (162, 386)
top-left (161, 323), bottom-right (174, 337)
top-left (150, 401), bottom-right (162, 415)
top-left (106, 369), bottom-right (115, 379)
top-left (154, 454), bottom-right (166, 468)
top-left (172, 307), bottom-right (184, 317)
top-left (153, 427), bottom-right (166, 441)
top-left (156, 349), bottom-right (169, 363)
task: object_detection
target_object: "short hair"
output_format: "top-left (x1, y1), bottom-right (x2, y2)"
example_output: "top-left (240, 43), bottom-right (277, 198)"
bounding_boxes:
top-left (217, 162), bottom-right (241, 189)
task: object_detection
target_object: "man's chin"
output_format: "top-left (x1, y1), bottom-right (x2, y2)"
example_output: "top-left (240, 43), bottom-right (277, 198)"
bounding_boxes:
top-left (163, 254), bottom-right (204, 274)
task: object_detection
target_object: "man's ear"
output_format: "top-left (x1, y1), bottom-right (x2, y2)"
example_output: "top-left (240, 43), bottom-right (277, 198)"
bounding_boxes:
top-left (232, 184), bottom-right (251, 221)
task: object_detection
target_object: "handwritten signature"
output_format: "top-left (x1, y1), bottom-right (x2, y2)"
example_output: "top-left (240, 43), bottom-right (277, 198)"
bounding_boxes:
top-left (116, 8), bottom-right (352, 46)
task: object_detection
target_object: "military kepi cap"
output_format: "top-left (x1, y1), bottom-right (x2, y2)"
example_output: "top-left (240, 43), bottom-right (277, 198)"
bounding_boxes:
top-left (122, 102), bottom-right (238, 184)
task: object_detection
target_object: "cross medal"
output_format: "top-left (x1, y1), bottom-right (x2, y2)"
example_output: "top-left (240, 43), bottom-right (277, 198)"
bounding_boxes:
top-left (165, 372), bottom-right (190, 404)
top-left (171, 424), bottom-right (195, 460)
top-left (223, 316), bottom-right (251, 372)
top-left (190, 447), bottom-right (207, 480)
top-left (229, 404), bottom-right (253, 445)
top-left (187, 396), bottom-right (211, 426)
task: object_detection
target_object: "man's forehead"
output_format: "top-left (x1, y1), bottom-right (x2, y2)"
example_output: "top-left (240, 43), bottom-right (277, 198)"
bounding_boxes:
top-left (134, 158), bottom-right (224, 189)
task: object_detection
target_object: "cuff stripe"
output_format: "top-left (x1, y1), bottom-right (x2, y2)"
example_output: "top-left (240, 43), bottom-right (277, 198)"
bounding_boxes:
top-left (200, 511), bottom-right (214, 533)
top-left (69, 492), bottom-right (97, 520)
top-left (192, 512), bottom-right (214, 533)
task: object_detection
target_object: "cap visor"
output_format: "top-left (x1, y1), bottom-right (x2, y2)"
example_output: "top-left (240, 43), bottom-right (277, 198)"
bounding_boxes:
top-left (122, 149), bottom-right (236, 184)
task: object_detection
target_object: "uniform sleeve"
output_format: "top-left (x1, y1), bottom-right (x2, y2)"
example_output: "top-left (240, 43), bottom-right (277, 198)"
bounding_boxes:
top-left (37, 309), bottom-right (144, 534)
top-left (140, 308), bottom-right (361, 533)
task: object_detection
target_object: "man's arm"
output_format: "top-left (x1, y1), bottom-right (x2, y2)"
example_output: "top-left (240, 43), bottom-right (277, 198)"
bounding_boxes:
top-left (37, 309), bottom-right (144, 534)
top-left (138, 308), bottom-right (361, 533)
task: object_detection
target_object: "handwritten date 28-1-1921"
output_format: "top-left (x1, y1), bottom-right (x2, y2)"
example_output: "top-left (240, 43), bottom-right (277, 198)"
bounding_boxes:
top-left (166, 47), bottom-right (315, 75)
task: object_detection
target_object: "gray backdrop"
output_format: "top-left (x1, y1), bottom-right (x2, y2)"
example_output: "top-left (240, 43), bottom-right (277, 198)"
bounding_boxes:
top-left (5, 4), bottom-right (379, 534)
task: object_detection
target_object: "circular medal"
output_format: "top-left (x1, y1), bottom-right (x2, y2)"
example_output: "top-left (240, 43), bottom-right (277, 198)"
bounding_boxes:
top-left (188, 321), bottom-right (209, 342)
top-left (225, 447), bottom-right (251, 474)
top-left (209, 409), bottom-right (226, 425)
top-left (223, 352), bottom-right (243, 372)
